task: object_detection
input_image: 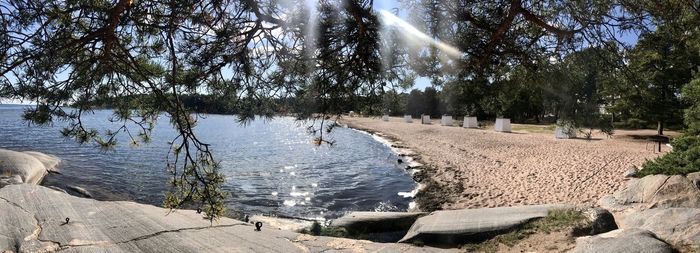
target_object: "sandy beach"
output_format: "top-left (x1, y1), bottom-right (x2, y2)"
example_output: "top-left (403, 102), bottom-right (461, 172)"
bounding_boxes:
top-left (342, 116), bottom-right (675, 210)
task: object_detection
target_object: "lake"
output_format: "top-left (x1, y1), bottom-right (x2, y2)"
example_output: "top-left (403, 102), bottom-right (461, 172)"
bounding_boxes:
top-left (0, 104), bottom-right (415, 220)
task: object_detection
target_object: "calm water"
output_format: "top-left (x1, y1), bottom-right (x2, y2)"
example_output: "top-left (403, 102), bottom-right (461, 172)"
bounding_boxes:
top-left (0, 105), bottom-right (415, 219)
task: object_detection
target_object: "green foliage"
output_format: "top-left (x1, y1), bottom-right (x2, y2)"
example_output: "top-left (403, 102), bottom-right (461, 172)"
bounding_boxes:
top-left (382, 90), bottom-right (407, 116)
top-left (463, 209), bottom-right (588, 252)
top-left (401, 87), bottom-right (444, 118)
top-left (682, 78), bottom-right (700, 135)
top-left (638, 135), bottom-right (700, 176)
top-left (405, 89), bottom-right (426, 117)
top-left (639, 77), bottom-right (700, 177)
top-left (614, 118), bottom-right (650, 129)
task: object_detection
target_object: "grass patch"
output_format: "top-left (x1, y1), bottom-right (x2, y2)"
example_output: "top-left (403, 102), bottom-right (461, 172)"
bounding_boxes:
top-left (462, 209), bottom-right (588, 253)
top-left (511, 124), bottom-right (557, 134)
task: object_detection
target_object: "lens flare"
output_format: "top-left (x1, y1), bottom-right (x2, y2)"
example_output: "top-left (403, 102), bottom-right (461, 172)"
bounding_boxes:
top-left (379, 10), bottom-right (463, 59)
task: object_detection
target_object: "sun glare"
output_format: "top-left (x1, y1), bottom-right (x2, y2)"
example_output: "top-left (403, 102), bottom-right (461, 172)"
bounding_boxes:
top-left (379, 10), bottom-right (463, 59)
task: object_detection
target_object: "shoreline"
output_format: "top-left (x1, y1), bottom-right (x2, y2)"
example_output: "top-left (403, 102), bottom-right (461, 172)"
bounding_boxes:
top-left (341, 116), bottom-right (672, 211)
top-left (342, 120), bottom-right (460, 212)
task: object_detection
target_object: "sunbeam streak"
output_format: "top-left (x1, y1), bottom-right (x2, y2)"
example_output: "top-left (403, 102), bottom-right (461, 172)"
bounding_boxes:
top-left (379, 10), bottom-right (464, 59)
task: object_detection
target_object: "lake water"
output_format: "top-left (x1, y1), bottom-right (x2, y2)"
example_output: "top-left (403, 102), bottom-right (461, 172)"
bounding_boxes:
top-left (0, 105), bottom-right (415, 220)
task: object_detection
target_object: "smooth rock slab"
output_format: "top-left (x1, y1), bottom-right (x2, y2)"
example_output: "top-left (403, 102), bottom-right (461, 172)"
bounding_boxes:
top-left (621, 208), bottom-right (700, 252)
top-left (0, 184), bottom-right (456, 253)
top-left (0, 149), bottom-right (60, 187)
top-left (569, 228), bottom-right (673, 253)
top-left (398, 204), bottom-right (571, 243)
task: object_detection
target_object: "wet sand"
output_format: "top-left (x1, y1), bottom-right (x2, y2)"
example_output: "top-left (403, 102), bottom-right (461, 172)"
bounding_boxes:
top-left (342, 116), bottom-right (674, 210)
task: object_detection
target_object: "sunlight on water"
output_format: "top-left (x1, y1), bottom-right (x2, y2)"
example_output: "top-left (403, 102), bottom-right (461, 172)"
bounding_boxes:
top-left (0, 105), bottom-right (415, 219)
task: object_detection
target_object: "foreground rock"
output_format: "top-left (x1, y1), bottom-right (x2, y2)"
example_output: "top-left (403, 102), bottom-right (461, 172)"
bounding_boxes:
top-left (0, 149), bottom-right (60, 187)
top-left (598, 173), bottom-right (700, 212)
top-left (0, 184), bottom-right (455, 252)
top-left (621, 208), bottom-right (700, 252)
top-left (569, 228), bottom-right (673, 253)
top-left (399, 204), bottom-right (570, 243)
top-left (586, 173), bottom-right (700, 252)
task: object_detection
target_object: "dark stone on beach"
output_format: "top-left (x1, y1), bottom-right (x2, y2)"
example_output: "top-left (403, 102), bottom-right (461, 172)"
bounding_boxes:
top-left (397, 159), bottom-right (403, 164)
top-left (582, 208), bottom-right (618, 235)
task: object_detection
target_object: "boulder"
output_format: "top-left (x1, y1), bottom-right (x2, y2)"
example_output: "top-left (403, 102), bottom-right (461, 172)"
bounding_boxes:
top-left (569, 228), bottom-right (673, 253)
top-left (398, 204), bottom-right (571, 243)
top-left (382, 115), bottom-right (389, 121)
top-left (331, 212), bottom-right (425, 233)
top-left (0, 184), bottom-right (456, 253)
top-left (404, 115), bottom-right (413, 123)
top-left (581, 208), bottom-right (618, 235)
top-left (598, 174), bottom-right (700, 212)
top-left (0, 149), bottom-right (60, 187)
top-left (621, 208), bottom-right (700, 252)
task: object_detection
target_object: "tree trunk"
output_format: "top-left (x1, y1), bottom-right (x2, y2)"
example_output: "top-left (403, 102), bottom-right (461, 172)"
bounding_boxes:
top-left (657, 121), bottom-right (664, 136)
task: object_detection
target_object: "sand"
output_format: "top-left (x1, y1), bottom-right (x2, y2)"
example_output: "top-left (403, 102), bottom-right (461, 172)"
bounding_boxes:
top-left (342, 116), bottom-right (675, 210)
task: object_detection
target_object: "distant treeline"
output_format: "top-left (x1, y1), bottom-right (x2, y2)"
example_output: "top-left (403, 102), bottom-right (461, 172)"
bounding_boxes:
top-left (86, 94), bottom-right (239, 115)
